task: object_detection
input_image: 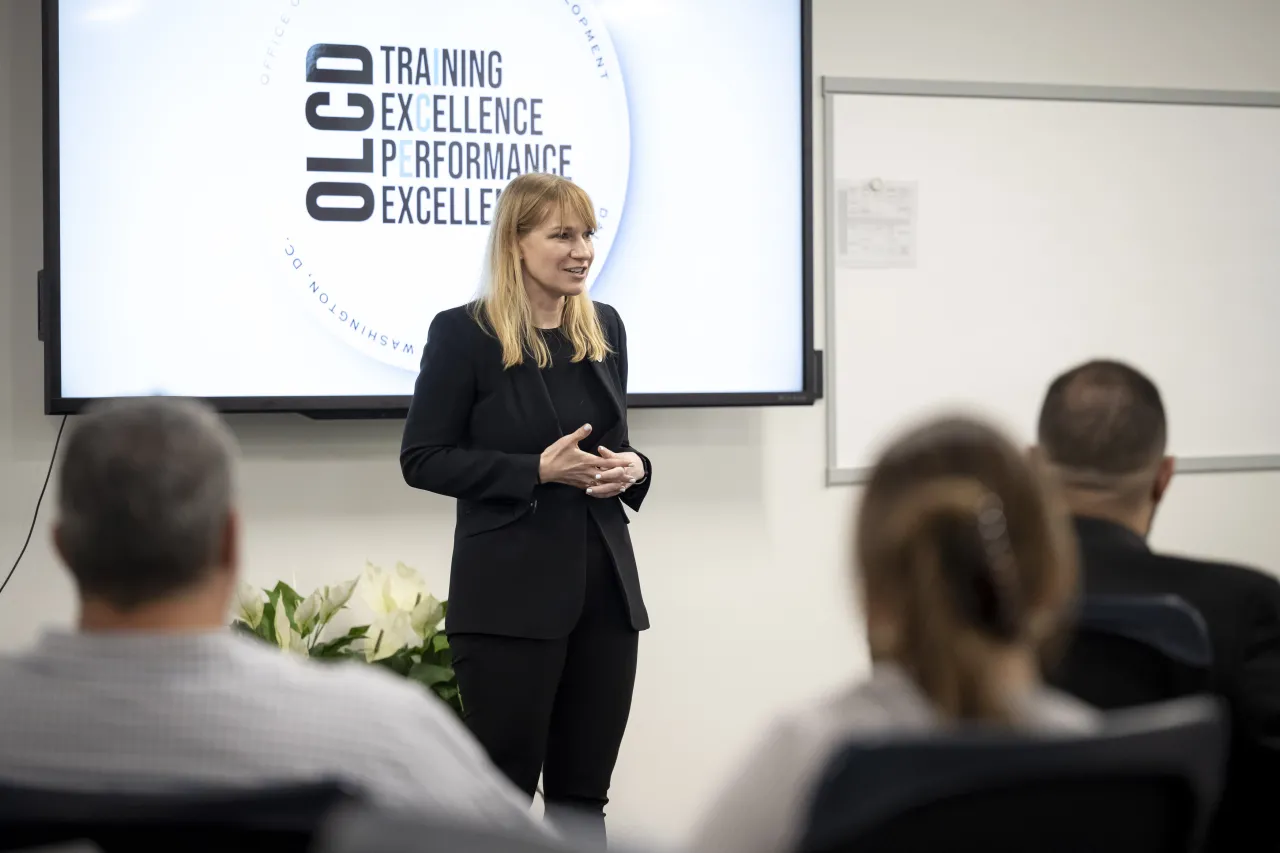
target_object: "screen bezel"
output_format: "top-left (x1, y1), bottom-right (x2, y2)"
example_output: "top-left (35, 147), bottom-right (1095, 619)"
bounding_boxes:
top-left (40, 0), bottom-right (816, 416)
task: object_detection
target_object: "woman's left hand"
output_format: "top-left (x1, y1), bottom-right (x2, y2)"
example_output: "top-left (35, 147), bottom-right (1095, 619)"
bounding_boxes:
top-left (586, 447), bottom-right (645, 498)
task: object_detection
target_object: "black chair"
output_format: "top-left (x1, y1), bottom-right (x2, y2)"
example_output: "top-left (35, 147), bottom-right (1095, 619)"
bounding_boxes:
top-left (0, 780), bottom-right (356, 853)
top-left (798, 695), bottom-right (1227, 853)
top-left (1048, 594), bottom-right (1213, 709)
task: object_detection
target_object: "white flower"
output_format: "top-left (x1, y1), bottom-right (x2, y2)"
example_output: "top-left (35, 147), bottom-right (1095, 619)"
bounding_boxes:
top-left (359, 561), bottom-right (436, 661)
top-left (411, 593), bottom-right (445, 639)
top-left (390, 561), bottom-right (430, 611)
top-left (366, 610), bottom-right (414, 662)
top-left (234, 581), bottom-right (265, 629)
top-left (272, 597), bottom-right (307, 655)
top-left (360, 561), bottom-right (430, 615)
top-left (359, 563), bottom-right (392, 615)
top-left (293, 590), bottom-right (324, 637)
top-left (318, 578), bottom-right (358, 625)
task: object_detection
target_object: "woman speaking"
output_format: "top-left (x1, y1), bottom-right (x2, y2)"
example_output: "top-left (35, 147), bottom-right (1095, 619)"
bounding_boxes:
top-left (400, 172), bottom-right (651, 842)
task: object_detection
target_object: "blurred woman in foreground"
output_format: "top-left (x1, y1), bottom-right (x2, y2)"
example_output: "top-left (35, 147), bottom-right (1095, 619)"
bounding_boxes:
top-left (690, 416), bottom-right (1098, 853)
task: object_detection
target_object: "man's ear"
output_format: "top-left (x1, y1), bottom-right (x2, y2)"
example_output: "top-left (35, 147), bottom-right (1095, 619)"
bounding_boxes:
top-left (51, 522), bottom-right (66, 565)
top-left (218, 509), bottom-right (241, 578)
top-left (1152, 456), bottom-right (1175, 505)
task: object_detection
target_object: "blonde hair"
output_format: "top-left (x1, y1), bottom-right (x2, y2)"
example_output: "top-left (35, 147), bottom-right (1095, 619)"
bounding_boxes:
top-left (472, 173), bottom-right (610, 368)
top-left (857, 417), bottom-right (1078, 723)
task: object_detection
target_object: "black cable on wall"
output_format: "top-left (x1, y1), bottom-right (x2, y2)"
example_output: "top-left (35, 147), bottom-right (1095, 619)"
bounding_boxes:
top-left (1, 414), bottom-right (68, 598)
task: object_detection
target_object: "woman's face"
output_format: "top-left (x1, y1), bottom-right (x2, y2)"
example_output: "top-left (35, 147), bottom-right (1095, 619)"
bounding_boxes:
top-left (518, 212), bottom-right (595, 301)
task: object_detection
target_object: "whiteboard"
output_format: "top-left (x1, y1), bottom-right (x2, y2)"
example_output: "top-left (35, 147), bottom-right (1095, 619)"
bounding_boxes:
top-left (823, 78), bottom-right (1280, 484)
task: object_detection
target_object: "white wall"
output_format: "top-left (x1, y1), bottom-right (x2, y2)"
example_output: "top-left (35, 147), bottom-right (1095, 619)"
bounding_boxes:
top-left (2, 0), bottom-right (1279, 846)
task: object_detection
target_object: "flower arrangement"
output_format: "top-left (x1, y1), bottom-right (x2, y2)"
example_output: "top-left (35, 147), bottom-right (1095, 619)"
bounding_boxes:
top-left (231, 561), bottom-right (461, 715)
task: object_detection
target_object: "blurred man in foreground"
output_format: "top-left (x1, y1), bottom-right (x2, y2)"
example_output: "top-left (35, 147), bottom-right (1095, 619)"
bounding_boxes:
top-left (0, 397), bottom-right (539, 835)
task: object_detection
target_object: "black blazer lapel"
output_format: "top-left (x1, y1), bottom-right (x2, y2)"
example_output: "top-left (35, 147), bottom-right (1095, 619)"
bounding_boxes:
top-left (509, 360), bottom-right (565, 445)
top-left (588, 357), bottom-right (625, 424)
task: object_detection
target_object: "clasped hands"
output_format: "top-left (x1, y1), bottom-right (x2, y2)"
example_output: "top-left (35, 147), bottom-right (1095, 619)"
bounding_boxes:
top-left (538, 423), bottom-right (643, 498)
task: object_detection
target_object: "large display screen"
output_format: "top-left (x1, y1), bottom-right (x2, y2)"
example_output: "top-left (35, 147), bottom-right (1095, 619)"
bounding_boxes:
top-left (42, 0), bottom-right (813, 414)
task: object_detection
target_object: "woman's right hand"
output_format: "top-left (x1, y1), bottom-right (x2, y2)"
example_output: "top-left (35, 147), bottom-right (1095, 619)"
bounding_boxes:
top-left (539, 424), bottom-right (630, 490)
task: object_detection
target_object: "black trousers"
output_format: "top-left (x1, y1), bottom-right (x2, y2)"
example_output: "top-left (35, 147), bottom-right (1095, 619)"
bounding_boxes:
top-left (449, 520), bottom-right (639, 845)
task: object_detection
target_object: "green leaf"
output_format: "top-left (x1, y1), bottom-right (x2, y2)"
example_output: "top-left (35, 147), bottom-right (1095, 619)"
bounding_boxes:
top-left (310, 625), bottom-right (371, 658)
top-left (312, 649), bottom-right (361, 665)
top-left (273, 581), bottom-right (304, 607)
top-left (321, 624), bottom-right (369, 644)
top-left (434, 685), bottom-right (459, 702)
top-left (270, 582), bottom-right (304, 625)
top-left (409, 662), bottom-right (454, 689)
top-left (258, 600), bottom-right (278, 645)
top-left (376, 649), bottom-right (415, 676)
top-left (431, 633), bottom-right (450, 652)
top-left (310, 636), bottom-right (357, 658)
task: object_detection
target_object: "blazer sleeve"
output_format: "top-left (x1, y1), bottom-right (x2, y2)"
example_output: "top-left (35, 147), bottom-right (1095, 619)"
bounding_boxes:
top-left (400, 310), bottom-right (541, 503)
top-left (608, 305), bottom-right (652, 513)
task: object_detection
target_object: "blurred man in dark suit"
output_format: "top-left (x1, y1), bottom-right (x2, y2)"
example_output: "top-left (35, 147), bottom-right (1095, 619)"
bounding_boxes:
top-left (1037, 359), bottom-right (1280, 851)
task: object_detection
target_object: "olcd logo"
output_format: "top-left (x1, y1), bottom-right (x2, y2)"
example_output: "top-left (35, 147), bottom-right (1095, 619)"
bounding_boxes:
top-left (262, 0), bottom-right (630, 371)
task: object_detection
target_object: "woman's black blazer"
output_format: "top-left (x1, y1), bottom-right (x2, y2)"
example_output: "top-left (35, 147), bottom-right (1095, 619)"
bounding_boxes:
top-left (400, 301), bottom-right (651, 639)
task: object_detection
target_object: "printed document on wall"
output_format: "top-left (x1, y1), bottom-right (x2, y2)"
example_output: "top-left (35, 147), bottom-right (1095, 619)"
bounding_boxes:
top-left (836, 180), bottom-right (917, 269)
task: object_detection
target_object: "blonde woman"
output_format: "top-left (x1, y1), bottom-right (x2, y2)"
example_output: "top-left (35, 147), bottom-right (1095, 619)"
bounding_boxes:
top-left (401, 172), bottom-right (650, 844)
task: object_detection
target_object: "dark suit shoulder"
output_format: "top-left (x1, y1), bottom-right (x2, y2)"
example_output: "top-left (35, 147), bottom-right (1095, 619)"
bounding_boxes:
top-left (426, 303), bottom-right (493, 347)
top-left (1089, 540), bottom-right (1280, 631)
top-left (1079, 518), bottom-right (1272, 603)
top-left (1152, 550), bottom-right (1279, 599)
top-left (592, 300), bottom-right (625, 345)
top-left (431, 303), bottom-right (485, 333)
top-left (593, 299), bottom-right (620, 325)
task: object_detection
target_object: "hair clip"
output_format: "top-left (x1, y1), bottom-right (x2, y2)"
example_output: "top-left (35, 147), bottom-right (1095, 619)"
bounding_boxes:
top-left (975, 492), bottom-right (1022, 637)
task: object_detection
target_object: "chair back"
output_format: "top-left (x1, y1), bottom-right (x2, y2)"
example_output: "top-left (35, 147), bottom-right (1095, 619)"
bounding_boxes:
top-left (0, 780), bottom-right (355, 853)
top-left (1048, 594), bottom-right (1212, 709)
top-left (799, 695), bottom-right (1227, 853)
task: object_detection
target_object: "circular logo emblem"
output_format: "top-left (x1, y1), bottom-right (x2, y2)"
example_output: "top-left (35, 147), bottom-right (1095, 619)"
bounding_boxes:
top-left (259, 0), bottom-right (630, 372)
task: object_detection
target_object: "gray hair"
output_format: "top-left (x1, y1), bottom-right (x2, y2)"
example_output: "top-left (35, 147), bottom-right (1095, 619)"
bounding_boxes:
top-left (56, 397), bottom-right (239, 609)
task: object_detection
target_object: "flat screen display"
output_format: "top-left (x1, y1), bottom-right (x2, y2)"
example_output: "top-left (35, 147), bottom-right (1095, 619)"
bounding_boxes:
top-left (43, 0), bottom-right (813, 413)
